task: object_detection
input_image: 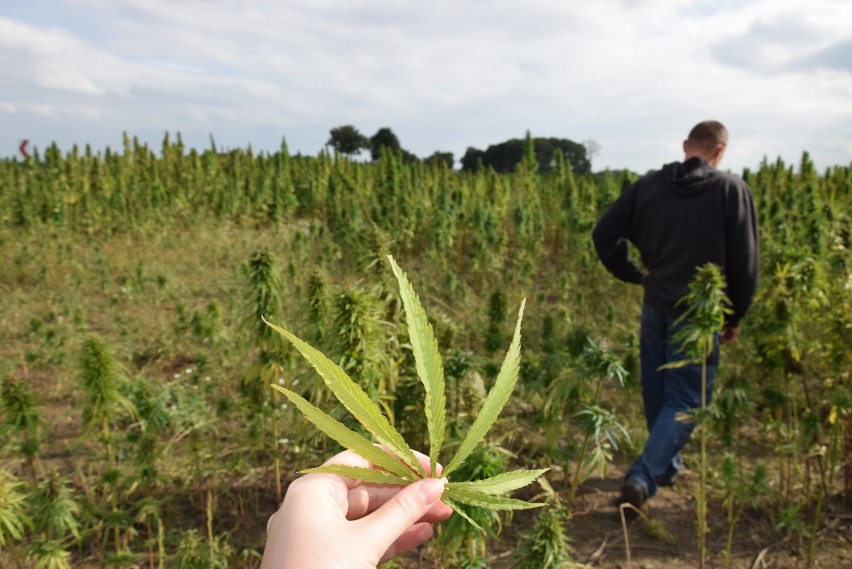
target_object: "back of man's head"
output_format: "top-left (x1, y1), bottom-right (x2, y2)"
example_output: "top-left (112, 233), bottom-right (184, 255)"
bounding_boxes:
top-left (684, 120), bottom-right (728, 166)
top-left (686, 121), bottom-right (728, 153)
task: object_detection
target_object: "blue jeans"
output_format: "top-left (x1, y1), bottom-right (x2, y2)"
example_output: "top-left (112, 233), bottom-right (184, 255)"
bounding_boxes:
top-left (626, 305), bottom-right (719, 498)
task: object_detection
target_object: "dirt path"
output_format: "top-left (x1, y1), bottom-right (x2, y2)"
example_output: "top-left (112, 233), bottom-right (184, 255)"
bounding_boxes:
top-left (519, 464), bottom-right (852, 569)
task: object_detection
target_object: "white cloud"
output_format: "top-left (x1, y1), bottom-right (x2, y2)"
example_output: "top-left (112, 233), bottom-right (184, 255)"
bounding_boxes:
top-left (710, 7), bottom-right (852, 73)
top-left (1, 0), bottom-right (850, 172)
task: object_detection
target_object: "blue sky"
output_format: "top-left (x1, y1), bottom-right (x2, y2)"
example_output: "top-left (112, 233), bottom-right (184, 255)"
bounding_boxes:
top-left (1, 0), bottom-right (850, 173)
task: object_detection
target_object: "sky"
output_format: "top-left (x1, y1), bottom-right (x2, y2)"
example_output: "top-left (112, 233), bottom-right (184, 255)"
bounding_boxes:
top-left (1, 0), bottom-right (851, 173)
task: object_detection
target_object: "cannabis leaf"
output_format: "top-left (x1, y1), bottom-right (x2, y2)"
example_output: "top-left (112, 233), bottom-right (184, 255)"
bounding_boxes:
top-left (443, 299), bottom-right (524, 478)
top-left (264, 255), bottom-right (546, 527)
top-left (264, 319), bottom-right (425, 478)
top-left (388, 256), bottom-right (447, 476)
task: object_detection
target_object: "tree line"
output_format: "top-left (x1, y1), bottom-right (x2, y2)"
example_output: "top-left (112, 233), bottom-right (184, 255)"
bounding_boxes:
top-left (326, 124), bottom-right (592, 174)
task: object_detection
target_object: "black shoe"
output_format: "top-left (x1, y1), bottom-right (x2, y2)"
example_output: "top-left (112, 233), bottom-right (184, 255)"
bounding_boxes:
top-left (616, 480), bottom-right (646, 521)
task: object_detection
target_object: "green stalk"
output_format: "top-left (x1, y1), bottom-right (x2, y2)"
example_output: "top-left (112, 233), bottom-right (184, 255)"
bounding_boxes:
top-left (157, 517), bottom-right (164, 569)
top-left (566, 377), bottom-right (605, 511)
top-left (102, 416), bottom-right (113, 467)
top-left (146, 521), bottom-right (154, 569)
top-left (805, 476), bottom-right (823, 569)
top-left (206, 489), bottom-right (214, 560)
top-left (806, 454), bottom-right (828, 569)
top-left (698, 357), bottom-right (708, 569)
top-left (665, 264), bottom-right (729, 569)
top-left (724, 497), bottom-right (735, 569)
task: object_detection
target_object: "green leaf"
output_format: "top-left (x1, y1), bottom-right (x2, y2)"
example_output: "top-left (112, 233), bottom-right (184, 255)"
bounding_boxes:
top-left (443, 299), bottom-right (526, 477)
top-left (442, 496), bottom-right (483, 531)
top-left (447, 469), bottom-right (548, 495)
top-left (444, 486), bottom-right (545, 510)
top-left (300, 465), bottom-right (412, 486)
top-left (270, 384), bottom-right (414, 479)
top-left (388, 255), bottom-right (447, 476)
top-left (264, 318), bottom-right (426, 478)
top-left (657, 359), bottom-right (697, 371)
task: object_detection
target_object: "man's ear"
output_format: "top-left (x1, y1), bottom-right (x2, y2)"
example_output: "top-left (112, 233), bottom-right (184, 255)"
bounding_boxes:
top-left (712, 143), bottom-right (727, 166)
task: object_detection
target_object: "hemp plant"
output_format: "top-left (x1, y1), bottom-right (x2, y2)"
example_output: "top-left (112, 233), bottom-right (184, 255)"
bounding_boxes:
top-left (0, 375), bottom-right (44, 478)
top-left (666, 263), bottom-right (731, 569)
top-left (565, 337), bottom-right (628, 513)
top-left (264, 256), bottom-right (547, 528)
top-left (0, 468), bottom-right (31, 569)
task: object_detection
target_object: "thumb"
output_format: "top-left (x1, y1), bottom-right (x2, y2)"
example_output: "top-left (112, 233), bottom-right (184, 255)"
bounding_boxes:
top-left (358, 477), bottom-right (445, 553)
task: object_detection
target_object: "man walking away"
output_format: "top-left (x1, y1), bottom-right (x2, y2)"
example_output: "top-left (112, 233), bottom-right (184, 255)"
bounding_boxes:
top-left (592, 120), bottom-right (759, 512)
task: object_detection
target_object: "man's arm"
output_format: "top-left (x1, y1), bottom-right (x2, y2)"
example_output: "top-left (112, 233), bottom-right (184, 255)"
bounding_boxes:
top-left (724, 181), bottom-right (759, 327)
top-left (592, 187), bottom-right (646, 284)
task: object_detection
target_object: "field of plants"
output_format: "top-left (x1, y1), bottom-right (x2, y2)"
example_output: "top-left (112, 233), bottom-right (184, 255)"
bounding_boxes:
top-left (1, 134), bottom-right (850, 568)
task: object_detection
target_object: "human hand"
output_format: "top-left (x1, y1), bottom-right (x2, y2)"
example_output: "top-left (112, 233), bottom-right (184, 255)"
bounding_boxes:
top-left (721, 324), bottom-right (739, 344)
top-left (260, 449), bottom-right (453, 569)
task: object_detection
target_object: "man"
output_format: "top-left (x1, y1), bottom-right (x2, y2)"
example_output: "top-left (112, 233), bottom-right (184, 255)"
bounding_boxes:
top-left (592, 120), bottom-right (759, 512)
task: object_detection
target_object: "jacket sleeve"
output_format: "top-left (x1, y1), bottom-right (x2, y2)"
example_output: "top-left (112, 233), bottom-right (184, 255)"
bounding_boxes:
top-left (592, 185), bottom-right (646, 285)
top-left (724, 181), bottom-right (759, 326)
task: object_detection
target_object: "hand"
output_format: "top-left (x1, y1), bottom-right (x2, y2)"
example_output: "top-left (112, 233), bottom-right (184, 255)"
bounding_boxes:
top-left (260, 449), bottom-right (452, 569)
top-left (721, 324), bottom-right (740, 344)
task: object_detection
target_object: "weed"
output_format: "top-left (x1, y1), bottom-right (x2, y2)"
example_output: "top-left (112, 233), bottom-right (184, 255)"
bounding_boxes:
top-left (265, 256), bottom-right (547, 528)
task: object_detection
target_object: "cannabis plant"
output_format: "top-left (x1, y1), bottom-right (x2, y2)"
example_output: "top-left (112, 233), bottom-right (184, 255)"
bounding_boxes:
top-left (511, 476), bottom-right (578, 569)
top-left (0, 469), bottom-right (31, 567)
top-left (668, 263), bottom-right (730, 569)
top-left (27, 471), bottom-right (81, 542)
top-left (511, 504), bottom-right (572, 569)
top-left (565, 338), bottom-right (628, 512)
top-left (718, 454), bottom-right (770, 569)
top-left (173, 529), bottom-right (232, 569)
top-left (265, 256), bottom-right (547, 528)
top-left (434, 445), bottom-right (509, 565)
top-left (78, 336), bottom-right (136, 465)
top-left (25, 471), bottom-right (81, 569)
top-left (0, 374), bottom-right (44, 473)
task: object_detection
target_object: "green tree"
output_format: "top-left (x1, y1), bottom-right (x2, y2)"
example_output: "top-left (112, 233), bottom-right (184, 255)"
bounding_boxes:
top-left (460, 147), bottom-right (486, 172)
top-left (369, 127), bottom-right (401, 161)
top-left (461, 137), bottom-right (590, 174)
top-left (327, 125), bottom-right (369, 157)
top-left (425, 151), bottom-right (454, 169)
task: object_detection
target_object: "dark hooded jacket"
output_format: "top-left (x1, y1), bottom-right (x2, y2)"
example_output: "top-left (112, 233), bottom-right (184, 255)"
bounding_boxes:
top-left (592, 157), bottom-right (759, 326)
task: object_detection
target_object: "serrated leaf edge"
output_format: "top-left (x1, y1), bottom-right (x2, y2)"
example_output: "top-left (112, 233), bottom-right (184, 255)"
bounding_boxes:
top-left (388, 255), bottom-right (447, 476)
top-left (442, 299), bottom-right (526, 477)
top-left (442, 496), bottom-right (484, 532)
top-left (447, 468), bottom-right (549, 495)
top-left (444, 486), bottom-right (545, 510)
top-left (264, 317), bottom-right (426, 478)
top-left (301, 465), bottom-right (412, 486)
top-left (270, 384), bottom-right (414, 479)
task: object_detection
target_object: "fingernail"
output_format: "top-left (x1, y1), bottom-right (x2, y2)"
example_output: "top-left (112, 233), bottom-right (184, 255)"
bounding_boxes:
top-left (418, 478), bottom-right (445, 504)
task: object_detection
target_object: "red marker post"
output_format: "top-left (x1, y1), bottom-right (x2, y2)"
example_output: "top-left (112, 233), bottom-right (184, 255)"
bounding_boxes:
top-left (19, 139), bottom-right (29, 159)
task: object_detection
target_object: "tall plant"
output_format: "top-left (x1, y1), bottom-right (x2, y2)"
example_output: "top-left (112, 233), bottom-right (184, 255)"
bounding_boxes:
top-left (26, 471), bottom-right (81, 569)
top-left (564, 338), bottom-right (628, 513)
top-left (0, 375), bottom-right (44, 476)
top-left (241, 249), bottom-right (287, 498)
top-left (78, 336), bottom-right (135, 465)
top-left (77, 336), bottom-right (135, 563)
top-left (0, 469), bottom-right (31, 569)
top-left (666, 263), bottom-right (730, 569)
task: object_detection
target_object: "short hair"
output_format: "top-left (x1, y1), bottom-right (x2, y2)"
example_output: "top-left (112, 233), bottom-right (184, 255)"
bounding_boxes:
top-left (686, 121), bottom-right (728, 152)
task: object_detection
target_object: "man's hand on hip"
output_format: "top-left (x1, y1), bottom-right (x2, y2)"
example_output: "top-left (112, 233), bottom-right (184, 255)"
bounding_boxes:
top-left (721, 325), bottom-right (740, 344)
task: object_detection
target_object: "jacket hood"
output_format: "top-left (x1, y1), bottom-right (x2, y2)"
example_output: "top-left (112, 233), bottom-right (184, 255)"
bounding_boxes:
top-left (663, 156), bottom-right (720, 195)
